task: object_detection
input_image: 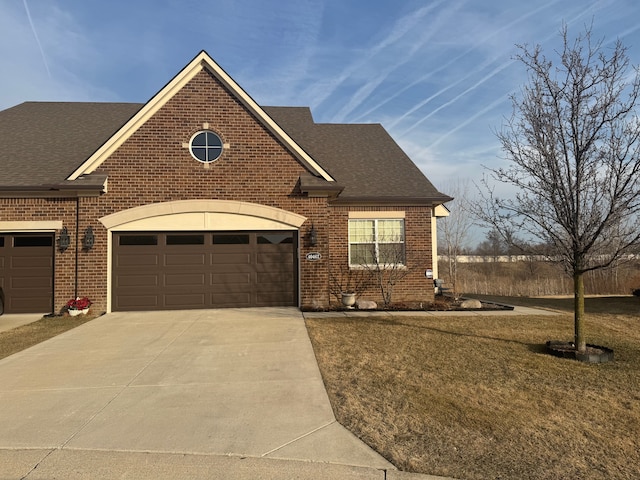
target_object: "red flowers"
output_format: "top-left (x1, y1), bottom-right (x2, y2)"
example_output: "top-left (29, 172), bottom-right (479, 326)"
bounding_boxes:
top-left (66, 297), bottom-right (91, 310)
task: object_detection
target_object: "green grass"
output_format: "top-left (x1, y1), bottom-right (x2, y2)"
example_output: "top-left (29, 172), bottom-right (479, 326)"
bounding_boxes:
top-left (305, 296), bottom-right (640, 480)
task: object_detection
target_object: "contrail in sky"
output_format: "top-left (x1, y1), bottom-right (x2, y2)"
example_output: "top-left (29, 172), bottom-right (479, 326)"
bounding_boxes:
top-left (354, 0), bottom-right (562, 124)
top-left (399, 60), bottom-right (514, 138)
top-left (428, 94), bottom-right (510, 150)
top-left (310, 0), bottom-right (447, 117)
top-left (23, 0), bottom-right (51, 78)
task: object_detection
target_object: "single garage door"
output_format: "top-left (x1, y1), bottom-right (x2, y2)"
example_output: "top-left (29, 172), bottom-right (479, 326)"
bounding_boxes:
top-left (112, 231), bottom-right (297, 311)
top-left (0, 233), bottom-right (54, 314)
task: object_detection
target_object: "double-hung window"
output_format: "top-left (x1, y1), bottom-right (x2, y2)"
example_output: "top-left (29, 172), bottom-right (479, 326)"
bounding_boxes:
top-left (348, 218), bottom-right (405, 266)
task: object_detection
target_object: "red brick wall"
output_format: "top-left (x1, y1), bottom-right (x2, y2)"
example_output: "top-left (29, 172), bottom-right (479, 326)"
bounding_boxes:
top-left (327, 205), bottom-right (435, 307)
top-left (1, 68), bottom-right (436, 313)
top-left (87, 68), bottom-right (331, 312)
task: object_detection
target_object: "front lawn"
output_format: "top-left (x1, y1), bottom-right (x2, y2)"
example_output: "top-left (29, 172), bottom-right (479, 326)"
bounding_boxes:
top-left (0, 313), bottom-right (98, 360)
top-left (305, 296), bottom-right (640, 480)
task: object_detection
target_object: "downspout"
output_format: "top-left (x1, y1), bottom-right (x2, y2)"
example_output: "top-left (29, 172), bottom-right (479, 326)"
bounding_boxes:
top-left (75, 197), bottom-right (79, 298)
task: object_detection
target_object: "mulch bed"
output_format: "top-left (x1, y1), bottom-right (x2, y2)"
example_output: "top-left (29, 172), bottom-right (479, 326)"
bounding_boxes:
top-left (303, 296), bottom-right (514, 312)
top-left (546, 340), bottom-right (614, 363)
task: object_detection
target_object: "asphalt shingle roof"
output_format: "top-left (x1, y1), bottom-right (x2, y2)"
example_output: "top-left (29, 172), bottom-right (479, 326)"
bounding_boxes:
top-left (0, 102), bottom-right (450, 204)
top-left (0, 102), bottom-right (142, 187)
top-left (264, 106), bottom-right (450, 203)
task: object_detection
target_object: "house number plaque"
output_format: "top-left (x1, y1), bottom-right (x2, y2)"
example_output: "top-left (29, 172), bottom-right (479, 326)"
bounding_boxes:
top-left (306, 252), bottom-right (322, 261)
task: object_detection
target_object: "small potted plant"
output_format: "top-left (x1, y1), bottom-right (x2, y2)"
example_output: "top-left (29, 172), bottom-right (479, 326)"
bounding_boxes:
top-left (329, 265), bottom-right (372, 308)
top-left (66, 296), bottom-right (92, 316)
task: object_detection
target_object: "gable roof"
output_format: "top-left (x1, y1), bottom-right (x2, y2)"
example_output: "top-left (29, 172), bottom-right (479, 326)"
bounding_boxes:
top-left (66, 50), bottom-right (334, 183)
top-left (0, 51), bottom-right (451, 205)
top-left (264, 107), bottom-right (451, 204)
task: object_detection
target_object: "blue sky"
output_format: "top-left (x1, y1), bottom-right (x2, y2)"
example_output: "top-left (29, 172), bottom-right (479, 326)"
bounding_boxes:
top-left (2, 0), bottom-right (640, 209)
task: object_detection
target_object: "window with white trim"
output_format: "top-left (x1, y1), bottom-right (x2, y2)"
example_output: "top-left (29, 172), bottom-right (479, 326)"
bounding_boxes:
top-left (348, 219), bottom-right (405, 266)
top-left (189, 130), bottom-right (224, 163)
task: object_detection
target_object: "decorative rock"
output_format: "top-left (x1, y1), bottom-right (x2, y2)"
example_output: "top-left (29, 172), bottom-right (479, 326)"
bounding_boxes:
top-left (460, 299), bottom-right (482, 309)
top-left (356, 300), bottom-right (378, 310)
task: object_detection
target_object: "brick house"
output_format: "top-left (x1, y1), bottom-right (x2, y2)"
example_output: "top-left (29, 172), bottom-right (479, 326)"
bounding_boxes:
top-left (0, 51), bottom-right (451, 315)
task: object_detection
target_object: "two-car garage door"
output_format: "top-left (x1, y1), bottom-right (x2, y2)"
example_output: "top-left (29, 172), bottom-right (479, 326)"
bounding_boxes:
top-left (112, 231), bottom-right (297, 311)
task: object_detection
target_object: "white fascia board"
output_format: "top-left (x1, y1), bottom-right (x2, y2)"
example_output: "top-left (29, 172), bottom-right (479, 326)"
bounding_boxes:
top-left (68, 51), bottom-right (335, 182)
top-left (200, 55), bottom-right (335, 182)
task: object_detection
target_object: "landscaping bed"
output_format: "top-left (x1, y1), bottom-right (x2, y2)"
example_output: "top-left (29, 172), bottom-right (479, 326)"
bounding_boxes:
top-left (303, 295), bottom-right (514, 312)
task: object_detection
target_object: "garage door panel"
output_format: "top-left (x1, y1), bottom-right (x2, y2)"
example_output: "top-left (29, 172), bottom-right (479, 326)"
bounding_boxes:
top-left (10, 296), bottom-right (53, 312)
top-left (165, 273), bottom-right (206, 287)
top-left (11, 276), bottom-right (52, 289)
top-left (165, 253), bottom-right (206, 266)
top-left (210, 272), bottom-right (251, 285)
top-left (211, 253), bottom-right (251, 265)
top-left (256, 259), bottom-right (293, 271)
top-left (10, 255), bottom-right (53, 269)
top-left (257, 274), bottom-right (293, 286)
top-left (113, 231), bottom-right (296, 311)
top-left (116, 254), bottom-right (159, 267)
top-left (212, 264), bottom-right (252, 275)
top-left (257, 256), bottom-right (293, 266)
top-left (256, 292), bottom-right (294, 306)
top-left (209, 282), bottom-right (254, 295)
top-left (210, 292), bottom-right (251, 308)
top-left (164, 293), bottom-right (206, 308)
top-left (116, 274), bottom-right (159, 288)
top-left (115, 295), bottom-right (159, 310)
top-left (117, 287), bottom-right (165, 299)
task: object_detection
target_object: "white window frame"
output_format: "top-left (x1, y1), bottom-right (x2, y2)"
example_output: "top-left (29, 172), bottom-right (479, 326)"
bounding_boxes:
top-left (188, 130), bottom-right (224, 163)
top-left (348, 218), bottom-right (405, 267)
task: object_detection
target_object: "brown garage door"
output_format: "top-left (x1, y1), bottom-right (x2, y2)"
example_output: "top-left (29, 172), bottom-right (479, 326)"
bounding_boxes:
top-left (112, 231), bottom-right (297, 311)
top-left (0, 233), bottom-right (54, 314)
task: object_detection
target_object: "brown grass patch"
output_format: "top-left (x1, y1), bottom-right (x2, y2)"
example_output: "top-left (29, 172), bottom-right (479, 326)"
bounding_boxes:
top-left (0, 312), bottom-right (99, 360)
top-left (442, 260), bottom-right (640, 297)
top-left (306, 299), bottom-right (640, 479)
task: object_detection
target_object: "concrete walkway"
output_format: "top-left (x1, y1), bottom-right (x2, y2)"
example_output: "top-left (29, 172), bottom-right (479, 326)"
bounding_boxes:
top-left (0, 308), bottom-right (453, 479)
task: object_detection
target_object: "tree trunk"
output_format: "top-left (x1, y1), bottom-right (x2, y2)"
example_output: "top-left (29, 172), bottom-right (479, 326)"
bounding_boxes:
top-left (574, 272), bottom-right (586, 353)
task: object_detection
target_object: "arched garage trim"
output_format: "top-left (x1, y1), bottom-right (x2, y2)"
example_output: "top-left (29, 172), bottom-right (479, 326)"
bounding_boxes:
top-left (99, 199), bottom-right (307, 231)
top-left (100, 200), bottom-right (306, 312)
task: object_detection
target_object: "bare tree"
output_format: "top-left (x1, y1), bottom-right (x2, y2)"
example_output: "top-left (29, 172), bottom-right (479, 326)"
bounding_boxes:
top-left (438, 180), bottom-right (473, 296)
top-left (478, 24), bottom-right (640, 353)
top-left (364, 241), bottom-right (411, 308)
top-left (474, 228), bottom-right (507, 260)
top-left (328, 264), bottom-right (372, 301)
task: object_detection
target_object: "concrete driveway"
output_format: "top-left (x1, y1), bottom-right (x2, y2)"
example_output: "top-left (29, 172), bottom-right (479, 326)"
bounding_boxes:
top-left (0, 308), bottom-right (403, 479)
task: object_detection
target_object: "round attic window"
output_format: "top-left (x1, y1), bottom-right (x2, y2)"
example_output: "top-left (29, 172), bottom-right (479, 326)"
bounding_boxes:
top-left (189, 131), bottom-right (223, 163)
